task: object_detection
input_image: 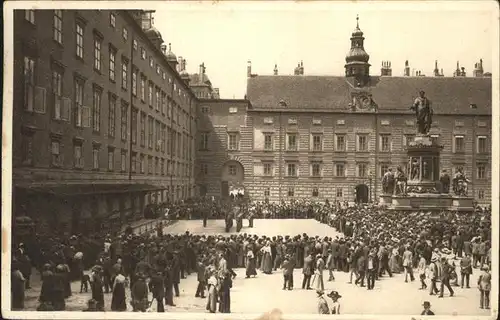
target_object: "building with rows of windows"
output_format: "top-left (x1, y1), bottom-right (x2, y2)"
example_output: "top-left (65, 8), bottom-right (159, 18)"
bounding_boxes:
top-left (195, 18), bottom-right (492, 206)
top-left (13, 9), bottom-right (197, 234)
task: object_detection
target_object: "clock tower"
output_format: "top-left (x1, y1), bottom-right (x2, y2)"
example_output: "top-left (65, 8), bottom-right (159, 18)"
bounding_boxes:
top-left (345, 15), bottom-right (371, 87)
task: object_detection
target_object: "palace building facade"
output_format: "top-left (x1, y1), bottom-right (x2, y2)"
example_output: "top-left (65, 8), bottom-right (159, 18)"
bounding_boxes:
top-left (13, 10), bottom-right (197, 234)
top-left (196, 18), bottom-right (492, 205)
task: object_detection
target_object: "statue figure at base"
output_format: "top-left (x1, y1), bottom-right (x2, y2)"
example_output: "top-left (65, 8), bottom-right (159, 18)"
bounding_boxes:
top-left (410, 91), bottom-right (433, 135)
top-left (382, 168), bottom-right (395, 194)
top-left (440, 169), bottom-right (451, 194)
top-left (394, 166), bottom-right (407, 195)
top-left (452, 167), bottom-right (470, 196)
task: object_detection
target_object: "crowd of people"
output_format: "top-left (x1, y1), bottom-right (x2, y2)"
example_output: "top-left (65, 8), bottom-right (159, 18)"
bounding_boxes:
top-left (10, 198), bottom-right (492, 313)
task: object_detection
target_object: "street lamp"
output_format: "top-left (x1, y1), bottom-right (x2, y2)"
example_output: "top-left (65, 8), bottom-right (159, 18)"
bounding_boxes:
top-left (368, 170), bottom-right (374, 203)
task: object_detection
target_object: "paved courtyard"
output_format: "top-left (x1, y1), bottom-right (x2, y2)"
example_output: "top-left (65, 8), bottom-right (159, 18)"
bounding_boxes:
top-left (23, 219), bottom-right (490, 316)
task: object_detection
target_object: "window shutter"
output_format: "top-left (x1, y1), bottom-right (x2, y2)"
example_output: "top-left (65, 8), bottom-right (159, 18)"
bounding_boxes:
top-left (62, 97), bottom-right (71, 121)
top-left (34, 86), bottom-right (46, 113)
top-left (82, 105), bottom-right (91, 127)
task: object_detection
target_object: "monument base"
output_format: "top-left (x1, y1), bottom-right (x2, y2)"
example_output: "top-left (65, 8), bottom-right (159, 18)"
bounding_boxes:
top-left (381, 193), bottom-right (474, 212)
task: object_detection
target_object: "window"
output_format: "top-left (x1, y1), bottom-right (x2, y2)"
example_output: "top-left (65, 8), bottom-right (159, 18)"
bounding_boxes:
top-left (76, 23), bottom-right (84, 59)
top-left (121, 151), bottom-right (127, 172)
top-left (131, 108), bottom-right (138, 145)
top-left (357, 163), bottom-right (367, 177)
top-left (336, 188), bottom-right (343, 198)
top-left (161, 93), bottom-right (166, 115)
top-left (122, 28), bottom-right (128, 40)
top-left (155, 157), bottom-right (159, 175)
top-left (229, 107), bottom-right (238, 113)
top-left (110, 13), bottom-right (116, 27)
top-left (312, 187), bottom-right (319, 197)
top-left (149, 57), bottom-right (154, 68)
top-left (380, 164), bottom-right (389, 177)
top-left (92, 146), bottom-right (99, 170)
top-left (477, 136), bottom-right (487, 154)
top-left (140, 154), bottom-right (145, 173)
top-left (155, 120), bottom-right (161, 151)
top-left (357, 134), bottom-right (368, 151)
top-left (229, 165), bottom-right (237, 176)
top-left (53, 10), bottom-right (63, 43)
top-left (24, 56), bottom-right (35, 112)
top-left (477, 164), bottom-right (486, 179)
top-left (155, 88), bottom-right (161, 111)
top-left (133, 40), bottom-right (138, 50)
top-left (140, 75), bottom-right (146, 101)
top-left (264, 134), bottom-right (273, 150)
top-left (74, 144), bottom-right (83, 168)
top-left (312, 135), bottom-right (322, 151)
top-left (162, 71), bottom-right (166, 80)
top-left (140, 112), bottom-right (146, 146)
top-left (404, 134), bottom-right (415, 147)
top-left (148, 116), bottom-right (154, 148)
top-left (200, 133), bottom-right (209, 150)
top-left (335, 163), bottom-right (345, 177)
top-left (160, 158), bottom-right (164, 175)
top-left (264, 188), bottom-right (270, 198)
top-left (25, 10), bottom-right (35, 24)
top-left (288, 187), bottom-right (295, 197)
top-left (21, 134), bottom-right (34, 166)
top-left (108, 94), bottom-right (116, 137)
top-left (52, 69), bottom-right (63, 120)
top-left (287, 134), bottom-right (297, 150)
top-left (131, 153), bottom-right (137, 173)
top-left (92, 86), bottom-right (101, 132)
top-left (156, 64), bottom-right (160, 75)
top-left (51, 140), bottom-right (61, 167)
top-left (161, 125), bottom-right (166, 152)
top-left (200, 163), bottom-right (208, 175)
top-left (141, 48), bottom-right (146, 60)
top-left (74, 79), bottom-right (85, 127)
top-left (263, 163), bottom-right (272, 176)
top-left (201, 106), bottom-right (210, 113)
top-left (132, 68), bottom-right (138, 96)
top-left (380, 134), bottom-right (391, 152)
top-left (148, 82), bottom-right (154, 106)
top-left (228, 133), bottom-right (238, 150)
top-left (109, 46), bottom-right (116, 81)
top-left (335, 134), bottom-right (346, 151)
top-left (121, 58), bottom-right (128, 89)
top-left (454, 135), bottom-right (465, 153)
top-left (263, 117), bottom-right (273, 124)
top-left (478, 190), bottom-right (485, 200)
top-left (93, 36), bottom-right (102, 71)
top-left (312, 163), bottom-right (321, 177)
top-left (287, 163), bottom-right (297, 177)
top-left (107, 148), bottom-right (114, 171)
top-left (121, 102), bottom-right (128, 141)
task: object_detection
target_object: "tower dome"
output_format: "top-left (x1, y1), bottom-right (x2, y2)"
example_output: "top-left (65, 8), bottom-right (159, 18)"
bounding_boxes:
top-left (345, 15), bottom-right (370, 64)
top-left (144, 26), bottom-right (163, 42)
top-left (165, 43), bottom-right (177, 62)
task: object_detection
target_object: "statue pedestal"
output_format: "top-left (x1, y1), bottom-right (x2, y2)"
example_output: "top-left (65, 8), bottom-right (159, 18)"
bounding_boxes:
top-left (379, 135), bottom-right (474, 212)
top-left (379, 194), bottom-right (392, 206)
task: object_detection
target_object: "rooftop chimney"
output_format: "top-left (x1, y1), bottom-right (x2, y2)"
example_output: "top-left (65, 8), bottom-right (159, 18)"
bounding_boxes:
top-left (299, 60), bottom-right (304, 75)
top-left (461, 67), bottom-right (466, 77)
top-left (404, 60), bottom-right (410, 76)
top-left (381, 61), bottom-right (392, 76)
top-left (473, 58), bottom-right (484, 77)
top-left (177, 56), bottom-right (183, 72)
top-left (247, 60), bottom-right (252, 78)
top-left (199, 63), bottom-right (205, 84)
top-left (273, 64), bottom-right (278, 75)
top-left (214, 88), bottom-right (220, 98)
top-left (294, 63), bottom-right (300, 75)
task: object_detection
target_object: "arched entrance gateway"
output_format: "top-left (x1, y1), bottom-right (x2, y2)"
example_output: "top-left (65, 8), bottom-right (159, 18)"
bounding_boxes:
top-left (355, 184), bottom-right (369, 204)
top-left (221, 160), bottom-right (245, 199)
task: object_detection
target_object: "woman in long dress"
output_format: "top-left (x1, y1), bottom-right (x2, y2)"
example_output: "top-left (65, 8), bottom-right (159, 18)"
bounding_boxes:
top-left (245, 249), bottom-right (257, 278)
top-left (111, 272), bottom-right (127, 311)
top-left (260, 242), bottom-right (273, 274)
top-left (389, 247), bottom-right (401, 273)
top-left (206, 270), bottom-right (218, 313)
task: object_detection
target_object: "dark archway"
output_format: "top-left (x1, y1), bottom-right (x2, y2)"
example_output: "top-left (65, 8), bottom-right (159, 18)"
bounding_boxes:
top-left (355, 184), bottom-right (369, 204)
top-left (221, 160), bottom-right (245, 198)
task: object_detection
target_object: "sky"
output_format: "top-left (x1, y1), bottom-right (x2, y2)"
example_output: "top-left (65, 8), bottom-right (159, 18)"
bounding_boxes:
top-left (151, 1), bottom-right (496, 99)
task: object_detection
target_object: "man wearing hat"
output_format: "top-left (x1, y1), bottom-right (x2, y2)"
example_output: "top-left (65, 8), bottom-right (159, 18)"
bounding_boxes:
top-left (281, 254), bottom-right (295, 290)
top-left (313, 253), bottom-right (325, 291)
top-left (302, 253), bottom-right (314, 290)
top-left (477, 265), bottom-right (491, 309)
top-left (460, 252), bottom-right (472, 288)
top-left (420, 301), bottom-right (435, 315)
top-left (327, 291), bottom-right (342, 314)
top-left (317, 290), bottom-right (330, 314)
top-left (438, 257), bottom-right (454, 298)
top-left (428, 256), bottom-right (440, 295)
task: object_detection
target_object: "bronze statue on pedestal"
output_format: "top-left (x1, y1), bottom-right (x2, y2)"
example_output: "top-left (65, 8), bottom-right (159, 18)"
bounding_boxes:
top-left (410, 91), bottom-right (433, 135)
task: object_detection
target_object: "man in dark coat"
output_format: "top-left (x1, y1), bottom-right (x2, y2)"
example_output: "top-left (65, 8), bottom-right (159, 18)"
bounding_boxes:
top-left (195, 259), bottom-right (207, 298)
top-left (163, 263), bottom-right (176, 306)
top-left (90, 266), bottom-right (104, 311)
top-left (438, 258), bottom-right (455, 298)
top-left (355, 254), bottom-right (366, 287)
top-left (149, 270), bottom-right (165, 312)
top-left (302, 253), bottom-right (314, 290)
top-left (131, 274), bottom-right (148, 312)
top-left (460, 253), bottom-right (472, 288)
top-left (281, 254), bottom-right (295, 290)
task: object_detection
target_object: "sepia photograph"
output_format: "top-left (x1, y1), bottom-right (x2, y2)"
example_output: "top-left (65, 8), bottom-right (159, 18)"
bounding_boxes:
top-left (2, 1), bottom-right (498, 319)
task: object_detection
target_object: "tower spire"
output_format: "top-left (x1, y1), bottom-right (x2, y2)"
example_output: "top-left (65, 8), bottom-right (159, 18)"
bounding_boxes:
top-left (344, 15), bottom-right (371, 85)
top-left (356, 14), bottom-right (359, 29)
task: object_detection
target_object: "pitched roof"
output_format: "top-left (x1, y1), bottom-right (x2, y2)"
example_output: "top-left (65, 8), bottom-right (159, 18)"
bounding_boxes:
top-left (246, 75), bottom-right (492, 115)
top-left (189, 73), bottom-right (212, 87)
